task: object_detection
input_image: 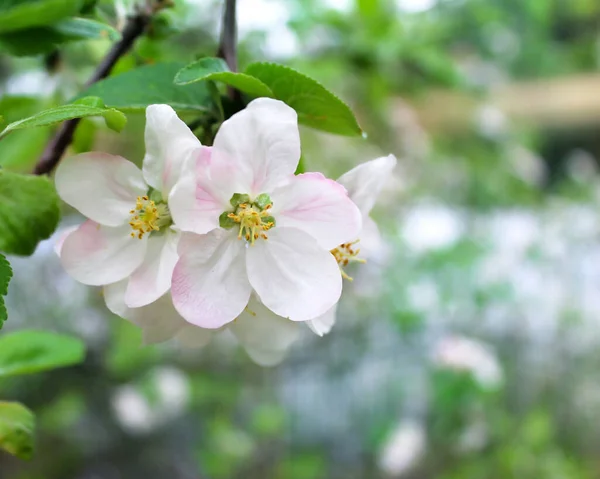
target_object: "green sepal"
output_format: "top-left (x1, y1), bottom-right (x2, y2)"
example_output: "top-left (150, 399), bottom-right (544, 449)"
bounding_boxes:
top-left (229, 193), bottom-right (250, 208)
top-left (254, 193), bottom-right (272, 210)
top-left (262, 216), bottom-right (276, 226)
top-left (219, 211), bottom-right (237, 229)
top-left (148, 189), bottom-right (163, 204)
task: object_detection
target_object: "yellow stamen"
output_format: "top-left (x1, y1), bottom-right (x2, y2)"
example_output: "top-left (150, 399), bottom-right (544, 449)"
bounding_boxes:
top-left (228, 203), bottom-right (274, 245)
top-left (128, 196), bottom-right (169, 240)
top-left (331, 240), bottom-right (366, 280)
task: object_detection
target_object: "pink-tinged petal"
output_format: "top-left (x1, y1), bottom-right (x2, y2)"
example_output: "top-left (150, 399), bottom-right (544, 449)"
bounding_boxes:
top-left (169, 148), bottom-right (230, 234)
top-left (55, 153), bottom-right (147, 226)
top-left (230, 296), bottom-right (300, 366)
top-left (54, 225), bottom-right (78, 256)
top-left (306, 303), bottom-right (338, 337)
top-left (270, 173), bottom-right (362, 250)
top-left (124, 230), bottom-right (179, 308)
top-left (104, 282), bottom-right (186, 344)
top-left (143, 104), bottom-right (203, 196)
top-left (174, 325), bottom-right (214, 349)
top-left (212, 98), bottom-right (300, 195)
top-left (246, 227), bottom-right (342, 321)
top-left (172, 230), bottom-right (252, 329)
top-left (60, 220), bottom-right (147, 285)
top-left (337, 154), bottom-right (397, 215)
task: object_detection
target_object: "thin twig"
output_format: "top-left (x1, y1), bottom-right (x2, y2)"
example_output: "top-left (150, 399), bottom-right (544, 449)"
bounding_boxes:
top-left (33, 5), bottom-right (157, 175)
top-left (216, 0), bottom-right (238, 72)
top-left (216, 0), bottom-right (240, 103)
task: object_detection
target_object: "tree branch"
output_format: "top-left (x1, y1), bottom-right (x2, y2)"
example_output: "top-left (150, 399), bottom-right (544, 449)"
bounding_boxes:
top-left (33, 6), bottom-right (156, 175)
top-left (217, 0), bottom-right (238, 72)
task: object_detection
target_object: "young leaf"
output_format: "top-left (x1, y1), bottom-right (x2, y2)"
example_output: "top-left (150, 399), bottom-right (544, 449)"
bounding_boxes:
top-left (0, 0), bottom-right (84, 34)
top-left (0, 254), bottom-right (12, 329)
top-left (53, 17), bottom-right (120, 41)
top-left (0, 330), bottom-right (85, 377)
top-left (0, 401), bottom-right (34, 460)
top-left (174, 57), bottom-right (274, 98)
top-left (81, 62), bottom-right (213, 113)
top-left (0, 98), bottom-right (127, 136)
top-left (0, 171), bottom-right (60, 256)
top-left (245, 62), bottom-right (363, 136)
top-left (174, 57), bottom-right (229, 83)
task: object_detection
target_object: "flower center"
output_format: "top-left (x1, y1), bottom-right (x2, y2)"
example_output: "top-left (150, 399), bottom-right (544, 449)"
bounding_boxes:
top-left (331, 240), bottom-right (366, 281)
top-left (129, 195), bottom-right (172, 239)
top-left (219, 193), bottom-right (275, 245)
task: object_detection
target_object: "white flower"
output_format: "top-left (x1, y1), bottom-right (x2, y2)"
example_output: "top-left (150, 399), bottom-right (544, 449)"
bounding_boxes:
top-left (170, 98), bottom-right (362, 328)
top-left (432, 335), bottom-right (503, 388)
top-left (55, 104), bottom-right (203, 309)
top-left (378, 420), bottom-right (426, 477)
top-left (307, 154), bottom-right (397, 336)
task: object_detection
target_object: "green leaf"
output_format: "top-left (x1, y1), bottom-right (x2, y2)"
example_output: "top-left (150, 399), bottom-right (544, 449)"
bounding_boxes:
top-left (0, 28), bottom-right (59, 56)
top-left (175, 57), bottom-right (274, 98)
top-left (0, 0), bottom-right (84, 34)
top-left (0, 330), bottom-right (85, 377)
top-left (81, 62), bottom-right (213, 113)
top-left (245, 62), bottom-right (362, 136)
top-left (0, 401), bottom-right (34, 460)
top-left (0, 171), bottom-right (60, 256)
top-left (0, 98), bottom-right (127, 136)
top-left (174, 57), bottom-right (229, 83)
top-left (0, 254), bottom-right (12, 329)
top-left (53, 17), bottom-right (120, 41)
top-left (0, 17), bottom-right (118, 57)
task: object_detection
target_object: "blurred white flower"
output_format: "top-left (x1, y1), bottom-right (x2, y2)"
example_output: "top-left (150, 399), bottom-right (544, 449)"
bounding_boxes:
top-left (457, 416), bottom-right (489, 453)
top-left (475, 104), bottom-right (507, 139)
top-left (432, 335), bottom-right (503, 388)
top-left (378, 420), bottom-right (426, 477)
top-left (111, 367), bottom-right (190, 435)
top-left (401, 204), bottom-right (464, 253)
top-left (111, 385), bottom-right (153, 435)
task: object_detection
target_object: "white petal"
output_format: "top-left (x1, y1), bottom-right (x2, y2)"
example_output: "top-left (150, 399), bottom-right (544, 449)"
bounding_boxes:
top-left (55, 153), bottom-right (147, 226)
top-left (143, 104), bottom-right (203, 196)
top-left (271, 172), bottom-right (362, 250)
top-left (124, 230), bottom-right (180, 308)
top-left (104, 282), bottom-right (186, 344)
top-left (54, 225), bottom-right (78, 256)
top-left (174, 325), bottom-right (214, 349)
top-left (306, 303), bottom-right (338, 336)
top-left (60, 220), bottom-right (147, 285)
top-left (246, 227), bottom-right (342, 321)
top-left (212, 98), bottom-right (300, 196)
top-left (172, 230), bottom-right (252, 329)
top-left (337, 154), bottom-right (397, 215)
top-left (168, 148), bottom-right (229, 234)
top-left (230, 296), bottom-right (300, 367)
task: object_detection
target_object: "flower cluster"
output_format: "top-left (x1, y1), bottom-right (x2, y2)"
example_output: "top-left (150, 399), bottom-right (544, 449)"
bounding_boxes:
top-left (55, 98), bottom-right (396, 365)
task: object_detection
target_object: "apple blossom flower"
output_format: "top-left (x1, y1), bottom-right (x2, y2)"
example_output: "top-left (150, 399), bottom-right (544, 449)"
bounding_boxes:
top-left (55, 104), bottom-right (203, 309)
top-left (307, 154), bottom-right (397, 336)
top-left (170, 98), bottom-right (362, 328)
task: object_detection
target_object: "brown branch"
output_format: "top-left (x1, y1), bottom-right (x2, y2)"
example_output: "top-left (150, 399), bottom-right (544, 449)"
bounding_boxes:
top-left (33, 6), bottom-right (157, 175)
top-left (216, 0), bottom-right (241, 105)
top-left (216, 0), bottom-right (238, 72)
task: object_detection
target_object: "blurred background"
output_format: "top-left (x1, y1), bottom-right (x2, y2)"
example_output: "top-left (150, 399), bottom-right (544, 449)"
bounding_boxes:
top-left (3, 0), bottom-right (600, 477)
